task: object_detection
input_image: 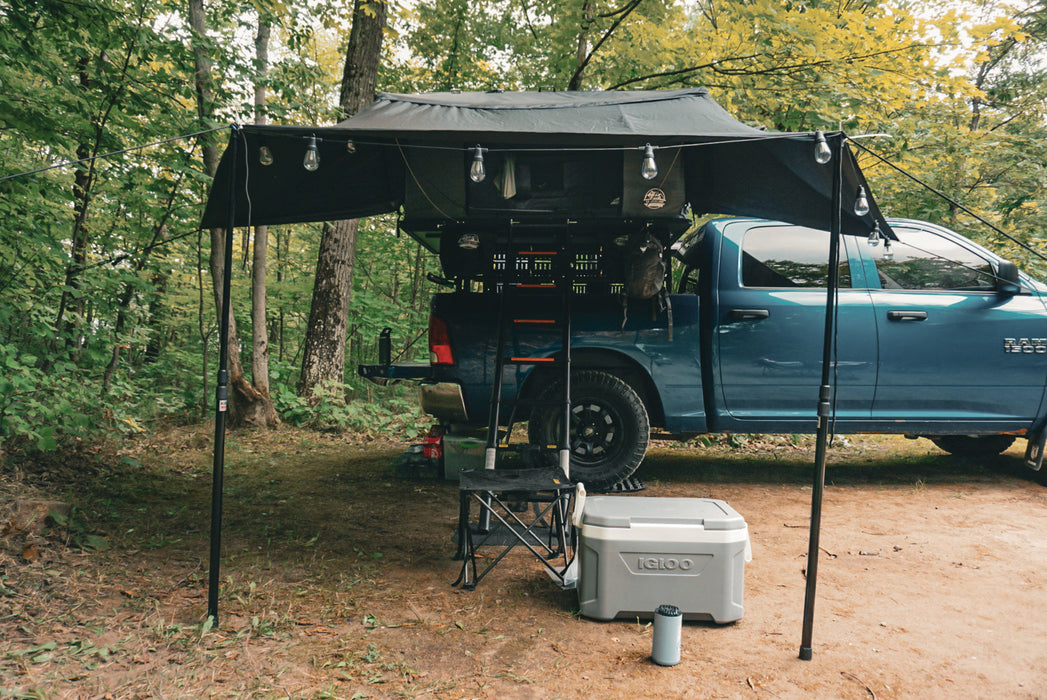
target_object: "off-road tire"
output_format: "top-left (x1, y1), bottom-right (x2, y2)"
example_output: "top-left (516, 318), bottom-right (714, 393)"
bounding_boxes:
top-left (527, 370), bottom-right (650, 489)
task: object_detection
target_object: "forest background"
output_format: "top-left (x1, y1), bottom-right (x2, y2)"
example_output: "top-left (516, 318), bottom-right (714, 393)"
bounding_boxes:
top-left (1, 0), bottom-right (1045, 452)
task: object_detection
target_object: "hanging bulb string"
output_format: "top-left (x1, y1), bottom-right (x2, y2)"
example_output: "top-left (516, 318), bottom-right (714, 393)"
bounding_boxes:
top-left (0, 124), bottom-right (830, 185)
top-left (848, 138), bottom-right (1047, 265)
top-left (250, 129), bottom-right (835, 156)
top-left (9, 121), bottom-right (1030, 274)
top-left (0, 125), bottom-right (227, 184)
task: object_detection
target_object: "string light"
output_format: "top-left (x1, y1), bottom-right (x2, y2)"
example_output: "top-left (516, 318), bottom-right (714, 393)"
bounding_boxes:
top-left (469, 145), bottom-right (485, 182)
top-left (641, 143), bottom-right (658, 180)
top-left (867, 222), bottom-right (882, 247)
top-left (853, 186), bottom-right (870, 217)
top-left (258, 145), bottom-right (274, 166)
top-left (814, 131), bottom-right (831, 164)
top-left (303, 136), bottom-right (320, 171)
top-left (346, 139), bottom-right (356, 154)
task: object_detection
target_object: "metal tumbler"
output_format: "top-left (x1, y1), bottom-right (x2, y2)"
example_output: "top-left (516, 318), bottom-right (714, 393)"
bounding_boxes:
top-left (651, 603), bottom-right (682, 666)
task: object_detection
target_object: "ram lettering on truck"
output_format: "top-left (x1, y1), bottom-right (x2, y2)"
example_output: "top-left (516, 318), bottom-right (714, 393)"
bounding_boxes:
top-left (383, 217), bottom-right (1047, 488)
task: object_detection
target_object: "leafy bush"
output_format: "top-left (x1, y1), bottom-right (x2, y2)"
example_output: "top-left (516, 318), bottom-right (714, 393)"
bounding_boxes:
top-left (0, 344), bottom-right (92, 451)
top-left (269, 365), bottom-right (431, 439)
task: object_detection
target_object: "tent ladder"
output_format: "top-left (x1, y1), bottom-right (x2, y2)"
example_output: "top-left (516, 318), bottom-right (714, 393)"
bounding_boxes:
top-left (483, 220), bottom-right (574, 480)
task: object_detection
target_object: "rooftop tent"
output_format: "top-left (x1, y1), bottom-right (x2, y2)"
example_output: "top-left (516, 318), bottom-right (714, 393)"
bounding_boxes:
top-left (199, 89), bottom-right (892, 241)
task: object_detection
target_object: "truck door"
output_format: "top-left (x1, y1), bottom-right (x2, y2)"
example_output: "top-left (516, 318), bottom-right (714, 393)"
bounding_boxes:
top-left (714, 221), bottom-right (878, 428)
top-left (863, 222), bottom-right (1047, 428)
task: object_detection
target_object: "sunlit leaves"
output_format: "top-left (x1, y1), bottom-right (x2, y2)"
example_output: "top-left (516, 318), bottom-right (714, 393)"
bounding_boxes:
top-left (3, 0), bottom-right (1047, 447)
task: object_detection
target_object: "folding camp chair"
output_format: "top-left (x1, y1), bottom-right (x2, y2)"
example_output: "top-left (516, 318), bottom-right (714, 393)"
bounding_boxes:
top-left (453, 466), bottom-right (579, 590)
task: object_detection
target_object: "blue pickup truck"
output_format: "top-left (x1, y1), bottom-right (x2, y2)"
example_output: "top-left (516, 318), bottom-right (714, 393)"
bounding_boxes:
top-left (391, 217), bottom-right (1047, 487)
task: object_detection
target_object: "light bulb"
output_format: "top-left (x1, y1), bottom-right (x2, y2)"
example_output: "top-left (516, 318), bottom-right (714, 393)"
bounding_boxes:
top-left (883, 240), bottom-right (894, 260)
top-left (867, 222), bottom-right (882, 247)
top-left (303, 136), bottom-right (320, 172)
top-left (346, 139), bottom-right (356, 154)
top-left (814, 130), bottom-right (831, 164)
top-left (258, 145), bottom-right (274, 166)
top-left (469, 145), bottom-right (485, 183)
top-left (641, 143), bottom-right (658, 180)
top-left (853, 186), bottom-right (870, 217)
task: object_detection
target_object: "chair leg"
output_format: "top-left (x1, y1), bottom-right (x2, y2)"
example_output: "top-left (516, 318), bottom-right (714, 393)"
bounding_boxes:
top-left (453, 491), bottom-right (470, 562)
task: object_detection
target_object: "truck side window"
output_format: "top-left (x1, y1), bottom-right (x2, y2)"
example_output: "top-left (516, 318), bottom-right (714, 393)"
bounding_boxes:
top-left (875, 228), bottom-right (996, 291)
top-left (741, 227), bottom-right (851, 288)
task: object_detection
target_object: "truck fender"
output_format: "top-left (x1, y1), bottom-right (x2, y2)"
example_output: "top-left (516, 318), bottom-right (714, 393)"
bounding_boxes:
top-left (519, 348), bottom-right (665, 428)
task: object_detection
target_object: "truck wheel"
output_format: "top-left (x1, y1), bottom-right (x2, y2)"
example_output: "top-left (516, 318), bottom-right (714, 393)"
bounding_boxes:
top-left (928, 435), bottom-right (1016, 457)
top-left (527, 370), bottom-right (650, 489)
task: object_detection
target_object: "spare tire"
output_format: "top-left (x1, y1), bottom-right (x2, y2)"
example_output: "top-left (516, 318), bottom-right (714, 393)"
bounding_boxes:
top-left (527, 370), bottom-right (649, 489)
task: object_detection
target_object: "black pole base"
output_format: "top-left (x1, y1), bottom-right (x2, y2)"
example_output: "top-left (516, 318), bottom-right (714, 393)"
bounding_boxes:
top-left (799, 646), bottom-right (813, 661)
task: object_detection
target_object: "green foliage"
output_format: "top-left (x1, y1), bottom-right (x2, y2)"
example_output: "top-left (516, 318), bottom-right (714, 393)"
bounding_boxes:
top-left (2, 0), bottom-right (1046, 452)
top-left (270, 371), bottom-right (430, 438)
top-left (346, 217), bottom-right (434, 380)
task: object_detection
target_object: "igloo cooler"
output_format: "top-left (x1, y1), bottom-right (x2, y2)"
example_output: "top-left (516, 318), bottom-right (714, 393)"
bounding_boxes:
top-left (577, 496), bottom-right (750, 623)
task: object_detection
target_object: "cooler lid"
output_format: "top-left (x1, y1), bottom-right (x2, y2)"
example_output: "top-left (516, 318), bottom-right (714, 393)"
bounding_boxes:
top-left (580, 496), bottom-right (745, 530)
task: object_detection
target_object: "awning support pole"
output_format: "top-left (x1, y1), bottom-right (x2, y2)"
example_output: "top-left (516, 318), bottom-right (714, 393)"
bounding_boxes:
top-left (800, 134), bottom-right (843, 660)
top-left (207, 125), bottom-right (239, 625)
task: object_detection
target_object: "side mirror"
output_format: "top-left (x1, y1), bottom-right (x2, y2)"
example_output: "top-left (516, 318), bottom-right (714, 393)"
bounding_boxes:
top-left (996, 261), bottom-right (1021, 295)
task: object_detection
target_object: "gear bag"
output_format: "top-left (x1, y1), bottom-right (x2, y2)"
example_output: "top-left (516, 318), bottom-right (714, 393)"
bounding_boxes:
top-left (620, 232), bottom-right (673, 341)
top-left (622, 232), bottom-right (666, 300)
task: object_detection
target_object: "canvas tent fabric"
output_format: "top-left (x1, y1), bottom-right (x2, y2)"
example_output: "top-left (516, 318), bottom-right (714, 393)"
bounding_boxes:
top-left (199, 88), bottom-right (892, 240)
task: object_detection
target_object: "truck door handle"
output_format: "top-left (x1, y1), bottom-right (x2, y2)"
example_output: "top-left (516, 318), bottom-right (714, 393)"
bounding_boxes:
top-left (729, 308), bottom-right (770, 320)
top-left (887, 310), bottom-right (927, 322)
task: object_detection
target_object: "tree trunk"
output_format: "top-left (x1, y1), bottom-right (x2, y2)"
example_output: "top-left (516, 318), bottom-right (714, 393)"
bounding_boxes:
top-left (299, 220), bottom-right (359, 397)
top-left (187, 0), bottom-right (277, 428)
top-left (339, 0), bottom-right (387, 115)
top-left (298, 0), bottom-right (387, 402)
top-left (250, 19), bottom-right (276, 416)
top-left (54, 58), bottom-right (98, 353)
top-left (568, 1), bottom-right (595, 91)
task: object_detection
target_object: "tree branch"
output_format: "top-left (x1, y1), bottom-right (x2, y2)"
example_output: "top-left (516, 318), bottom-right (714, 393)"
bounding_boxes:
top-left (610, 42), bottom-right (949, 89)
top-left (568, 0), bottom-right (642, 90)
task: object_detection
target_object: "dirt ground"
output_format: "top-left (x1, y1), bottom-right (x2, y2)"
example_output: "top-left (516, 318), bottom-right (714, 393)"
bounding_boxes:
top-left (2, 428), bottom-right (1046, 699)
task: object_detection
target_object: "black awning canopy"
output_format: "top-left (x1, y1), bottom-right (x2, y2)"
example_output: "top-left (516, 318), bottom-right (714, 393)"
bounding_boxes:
top-left (200, 88), bottom-right (892, 240)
